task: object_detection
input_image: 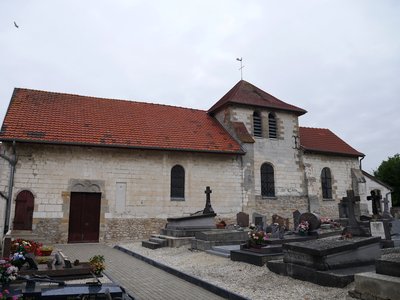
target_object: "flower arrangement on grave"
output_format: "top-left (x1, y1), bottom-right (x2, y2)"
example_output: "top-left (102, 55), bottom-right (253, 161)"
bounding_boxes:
top-left (38, 245), bottom-right (54, 256)
top-left (0, 258), bottom-right (18, 285)
top-left (0, 287), bottom-right (19, 300)
top-left (216, 220), bottom-right (226, 229)
top-left (10, 239), bottom-right (42, 256)
top-left (320, 217), bottom-right (341, 229)
top-left (297, 220), bottom-right (309, 234)
top-left (89, 255), bottom-right (105, 276)
top-left (9, 239), bottom-right (42, 269)
top-left (248, 229), bottom-right (269, 245)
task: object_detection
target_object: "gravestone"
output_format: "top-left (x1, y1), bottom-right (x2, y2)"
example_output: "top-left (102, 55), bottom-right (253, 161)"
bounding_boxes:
top-left (253, 212), bottom-right (266, 230)
top-left (145, 186), bottom-right (217, 249)
top-left (367, 189), bottom-right (382, 216)
top-left (236, 212), bottom-right (249, 227)
top-left (370, 221), bottom-right (387, 239)
top-left (203, 186), bottom-right (214, 214)
top-left (293, 210), bottom-right (301, 231)
top-left (299, 212), bottom-right (321, 231)
top-left (342, 190), bottom-right (369, 236)
top-left (272, 214), bottom-right (289, 229)
top-left (268, 236), bottom-right (381, 287)
top-left (381, 194), bottom-right (393, 219)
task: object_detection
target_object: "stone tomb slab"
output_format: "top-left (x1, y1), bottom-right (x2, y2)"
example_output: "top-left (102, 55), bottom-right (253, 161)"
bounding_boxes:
top-left (375, 252), bottom-right (400, 277)
top-left (230, 249), bottom-right (283, 266)
top-left (267, 259), bottom-right (375, 288)
top-left (283, 236), bottom-right (381, 271)
top-left (166, 213), bottom-right (216, 230)
top-left (195, 230), bottom-right (248, 242)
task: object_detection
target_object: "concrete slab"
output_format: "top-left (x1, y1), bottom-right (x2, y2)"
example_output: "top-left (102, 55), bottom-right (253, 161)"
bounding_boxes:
top-left (353, 272), bottom-right (400, 300)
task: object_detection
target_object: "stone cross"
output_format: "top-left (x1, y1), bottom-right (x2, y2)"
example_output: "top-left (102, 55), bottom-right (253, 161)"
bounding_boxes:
top-left (381, 194), bottom-right (393, 219)
top-left (203, 186), bottom-right (214, 214)
top-left (343, 190), bottom-right (359, 227)
top-left (343, 190), bottom-right (368, 236)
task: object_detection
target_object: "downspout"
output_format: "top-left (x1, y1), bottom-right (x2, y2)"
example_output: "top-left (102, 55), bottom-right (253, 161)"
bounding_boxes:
top-left (0, 141), bottom-right (17, 235)
top-left (359, 156), bottom-right (365, 170)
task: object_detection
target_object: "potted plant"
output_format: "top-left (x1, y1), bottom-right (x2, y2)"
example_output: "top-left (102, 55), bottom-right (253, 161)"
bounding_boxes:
top-left (248, 229), bottom-right (269, 248)
top-left (297, 220), bottom-right (310, 236)
top-left (216, 220), bottom-right (226, 229)
top-left (89, 255), bottom-right (105, 276)
top-left (39, 245), bottom-right (54, 256)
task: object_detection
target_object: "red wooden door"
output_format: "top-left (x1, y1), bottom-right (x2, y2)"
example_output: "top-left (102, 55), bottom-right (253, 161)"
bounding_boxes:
top-left (68, 192), bottom-right (101, 243)
top-left (13, 190), bottom-right (34, 230)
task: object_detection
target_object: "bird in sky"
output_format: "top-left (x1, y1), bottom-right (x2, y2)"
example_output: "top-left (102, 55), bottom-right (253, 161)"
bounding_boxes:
top-left (14, 21), bottom-right (19, 28)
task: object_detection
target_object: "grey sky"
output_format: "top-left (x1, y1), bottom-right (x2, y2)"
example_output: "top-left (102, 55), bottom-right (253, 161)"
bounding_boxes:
top-left (1, 1), bottom-right (399, 173)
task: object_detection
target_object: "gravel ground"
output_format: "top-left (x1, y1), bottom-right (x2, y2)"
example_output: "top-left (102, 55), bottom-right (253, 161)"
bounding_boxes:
top-left (119, 242), bottom-right (353, 300)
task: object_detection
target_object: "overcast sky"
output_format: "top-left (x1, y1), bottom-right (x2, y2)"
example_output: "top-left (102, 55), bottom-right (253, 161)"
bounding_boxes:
top-left (1, 1), bottom-right (399, 173)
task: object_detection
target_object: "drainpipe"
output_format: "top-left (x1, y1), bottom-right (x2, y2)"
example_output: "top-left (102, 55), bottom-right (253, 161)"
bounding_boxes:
top-left (359, 156), bottom-right (365, 170)
top-left (0, 141), bottom-right (17, 235)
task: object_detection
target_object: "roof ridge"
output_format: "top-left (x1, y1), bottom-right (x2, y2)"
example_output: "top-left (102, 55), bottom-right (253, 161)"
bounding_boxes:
top-left (13, 87), bottom-right (207, 113)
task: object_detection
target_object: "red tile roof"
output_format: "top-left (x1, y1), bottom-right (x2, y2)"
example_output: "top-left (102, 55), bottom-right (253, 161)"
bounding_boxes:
top-left (208, 80), bottom-right (307, 116)
top-left (0, 88), bottom-right (244, 154)
top-left (299, 127), bottom-right (364, 157)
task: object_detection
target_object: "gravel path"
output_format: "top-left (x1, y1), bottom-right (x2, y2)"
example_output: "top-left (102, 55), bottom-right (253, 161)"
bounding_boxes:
top-left (119, 242), bottom-right (353, 300)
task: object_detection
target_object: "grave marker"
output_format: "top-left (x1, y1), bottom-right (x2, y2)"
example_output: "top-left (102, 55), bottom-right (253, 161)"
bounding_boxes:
top-left (236, 212), bottom-right (249, 227)
top-left (293, 210), bottom-right (301, 231)
top-left (203, 186), bottom-right (214, 214)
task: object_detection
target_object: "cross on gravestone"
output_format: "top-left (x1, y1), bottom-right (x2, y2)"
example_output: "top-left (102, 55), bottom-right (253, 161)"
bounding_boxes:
top-left (342, 190), bottom-right (369, 236)
top-left (203, 186), bottom-right (214, 214)
top-left (381, 194), bottom-right (393, 219)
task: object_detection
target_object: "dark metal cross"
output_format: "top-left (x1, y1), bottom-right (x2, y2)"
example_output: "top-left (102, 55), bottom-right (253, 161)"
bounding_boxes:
top-left (203, 186), bottom-right (214, 214)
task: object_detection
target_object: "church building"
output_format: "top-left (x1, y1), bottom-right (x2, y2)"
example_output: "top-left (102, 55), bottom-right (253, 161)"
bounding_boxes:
top-left (0, 80), bottom-right (383, 243)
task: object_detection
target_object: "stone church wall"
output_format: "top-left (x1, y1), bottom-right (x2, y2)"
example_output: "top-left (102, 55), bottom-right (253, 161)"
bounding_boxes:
top-left (6, 143), bottom-right (243, 243)
top-left (216, 106), bottom-right (307, 224)
top-left (302, 153), bottom-right (359, 218)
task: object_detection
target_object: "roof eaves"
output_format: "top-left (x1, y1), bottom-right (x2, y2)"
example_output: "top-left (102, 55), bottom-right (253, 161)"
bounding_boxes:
top-left (301, 147), bottom-right (364, 158)
top-left (0, 138), bottom-right (246, 155)
top-left (361, 170), bottom-right (393, 191)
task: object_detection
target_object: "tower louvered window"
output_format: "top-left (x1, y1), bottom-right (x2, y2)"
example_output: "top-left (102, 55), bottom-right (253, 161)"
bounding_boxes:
top-left (321, 167), bottom-right (332, 199)
top-left (268, 113), bottom-right (277, 138)
top-left (261, 163), bottom-right (275, 197)
top-left (171, 165), bottom-right (185, 199)
top-left (253, 111), bottom-right (262, 137)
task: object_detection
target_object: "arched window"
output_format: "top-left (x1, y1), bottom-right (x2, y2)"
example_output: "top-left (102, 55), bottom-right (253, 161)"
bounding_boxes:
top-left (253, 111), bottom-right (262, 137)
top-left (321, 167), bottom-right (332, 199)
top-left (268, 113), bottom-right (277, 138)
top-left (261, 163), bottom-right (275, 197)
top-left (171, 165), bottom-right (185, 199)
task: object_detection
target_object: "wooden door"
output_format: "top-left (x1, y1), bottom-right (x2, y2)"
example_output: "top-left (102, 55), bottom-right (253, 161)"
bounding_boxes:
top-left (68, 192), bottom-right (101, 243)
top-left (13, 190), bottom-right (34, 230)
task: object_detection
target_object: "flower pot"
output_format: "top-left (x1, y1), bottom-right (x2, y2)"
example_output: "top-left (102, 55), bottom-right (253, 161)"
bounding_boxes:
top-left (40, 250), bottom-right (53, 256)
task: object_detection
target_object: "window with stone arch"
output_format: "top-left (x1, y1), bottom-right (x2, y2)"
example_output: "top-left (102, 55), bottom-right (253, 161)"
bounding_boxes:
top-left (253, 111), bottom-right (262, 137)
top-left (321, 167), bottom-right (332, 199)
top-left (261, 163), bottom-right (275, 197)
top-left (268, 113), bottom-right (277, 138)
top-left (171, 165), bottom-right (185, 200)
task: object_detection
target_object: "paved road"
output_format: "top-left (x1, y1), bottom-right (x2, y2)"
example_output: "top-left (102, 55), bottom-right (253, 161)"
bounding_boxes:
top-left (56, 243), bottom-right (225, 300)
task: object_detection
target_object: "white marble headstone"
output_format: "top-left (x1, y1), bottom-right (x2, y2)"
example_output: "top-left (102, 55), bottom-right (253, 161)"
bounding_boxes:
top-left (370, 221), bottom-right (385, 239)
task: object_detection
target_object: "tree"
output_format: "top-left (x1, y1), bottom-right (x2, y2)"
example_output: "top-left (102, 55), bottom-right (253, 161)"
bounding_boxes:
top-left (374, 154), bottom-right (400, 207)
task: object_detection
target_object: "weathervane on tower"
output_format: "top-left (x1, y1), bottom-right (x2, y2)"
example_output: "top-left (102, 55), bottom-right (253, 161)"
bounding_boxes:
top-left (236, 57), bottom-right (244, 80)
